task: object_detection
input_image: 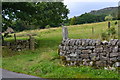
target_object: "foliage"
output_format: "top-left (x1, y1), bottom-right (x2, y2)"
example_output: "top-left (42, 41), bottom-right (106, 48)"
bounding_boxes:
top-left (2, 2), bottom-right (69, 32)
top-left (115, 21), bottom-right (117, 25)
top-left (66, 13), bottom-right (106, 25)
top-left (45, 25), bottom-right (51, 29)
top-left (105, 15), bottom-right (113, 21)
top-left (70, 16), bottom-right (77, 25)
top-left (107, 27), bottom-right (116, 35)
top-left (101, 27), bottom-right (117, 40)
top-left (101, 32), bottom-right (109, 40)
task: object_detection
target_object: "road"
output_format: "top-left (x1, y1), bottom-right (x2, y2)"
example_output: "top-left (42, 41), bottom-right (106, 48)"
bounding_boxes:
top-left (0, 68), bottom-right (48, 80)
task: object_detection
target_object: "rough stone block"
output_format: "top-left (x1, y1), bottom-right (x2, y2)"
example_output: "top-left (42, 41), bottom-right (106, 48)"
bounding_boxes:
top-left (90, 53), bottom-right (97, 56)
top-left (95, 61), bottom-right (107, 67)
top-left (86, 46), bottom-right (95, 50)
top-left (80, 54), bottom-right (89, 59)
top-left (82, 50), bottom-right (92, 54)
top-left (110, 53), bottom-right (118, 57)
top-left (115, 62), bottom-right (120, 67)
top-left (93, 47), bottom-right (103, 53)
top-left (112, 46), bottom-right (118, 53)
top-left (100, 56), bottom-right (108, 61)
top-left (110, 39), bottom-right (118, 46)
top-left (110, 57), bottom-right (117, 62)
top-left (95, 40), bottom-right (101, 46)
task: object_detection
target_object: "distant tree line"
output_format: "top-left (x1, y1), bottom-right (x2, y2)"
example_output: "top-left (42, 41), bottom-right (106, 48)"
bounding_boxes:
top-left (65, 12), bottom-right (117, 26)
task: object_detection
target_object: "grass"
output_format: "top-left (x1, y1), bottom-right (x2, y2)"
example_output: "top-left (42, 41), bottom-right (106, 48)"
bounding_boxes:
top-left (2, 21), bottom-right (120, 78)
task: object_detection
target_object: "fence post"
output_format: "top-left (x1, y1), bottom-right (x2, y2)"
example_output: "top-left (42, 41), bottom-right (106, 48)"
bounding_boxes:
top-left (14, 34), bottom-right (16, 42)
top-left (118, 21), bottom-right (120, 39)
top-left (62, 26), bottom-right (68, 40)
top-left (29, 35), bottom-right (35, 50)
top-left (108, 21), bottom-right (110, 28)
top-left (92, 27), bottom-right (94, 35)
top-left (2, 35), bottom-right (4, 45)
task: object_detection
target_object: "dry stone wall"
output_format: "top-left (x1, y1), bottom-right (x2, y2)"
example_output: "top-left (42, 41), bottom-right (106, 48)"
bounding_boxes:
top-left (4, 40), bottom-right (30, 51)
top-left (59, 39), bottom-right (120, 68)
top-left (3, 36), bottom-right (35, 51)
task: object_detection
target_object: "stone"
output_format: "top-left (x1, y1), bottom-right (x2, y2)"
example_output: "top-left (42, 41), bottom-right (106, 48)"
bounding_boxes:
top-left (63, 46), bottom-right (66, 50)
top-left (110, 53), bottom-right (118, 57)
top-left (93, 47), bottom-right (103, 53)
top-left (117, 40), bottom-right (120, 46)
top-left (78, 39), bottom-right (82, 45)
top-left (59, 45), bottom-right (62, 49)
top-left (72, 40), bottom-right (76, 46)
top-left (82, 50), bottom-right (92, 54)
top-left (90, 53), bottom-right (97, 58)
top-left (117, 56), bottom-right (120, 61)
top-left (66, 46), bottom-right (69, 50)
top-left (112, 46), bottom-right (118, 53)
top-left (95, 40), bottom-right (101, 46)
top-left (85, 39), bottom-right (90, 46)
top-left (59, 52), bottom-right (63, 56)
top-left (75, 39), bottom-right (79, 45)
top-left (80, 54), bottom-right (89, 59)
top-left (69, 53), bottom-right (77, 57)
top-left (100, 56), bottom-right (108, 61)
top-left (82, 39), bottom-right (86, 46)
top-left (86, 46), bottom-right (95, 50)
top-left (92, 40), bottom-right (96, 46)
top-left (102, 40), bottom-right (108, 45)
top-left (95, 61), bottom-right (107, 67)
top-left (110, 57), bottom-right (117, 62)
top-left (66, 57), bottom-right (71, 61)
top-left (115, 62), bottom-right (120, 67)
top-left (78, 46), bottom-right (86, 50)
top-left (100, 53), bottom-right (107, 56)
top-left (110, 39), bottom-right (118, 46)
top-left (89, 40), bottom-right (93, 46)
top-left (118, 48), bottom-right (120, 52)
top-left (89, 61), bottom-right (94, 66)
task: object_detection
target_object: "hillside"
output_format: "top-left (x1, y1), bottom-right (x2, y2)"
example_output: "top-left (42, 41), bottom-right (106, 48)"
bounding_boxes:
top-left (89, 7), bottom-right (118, 17)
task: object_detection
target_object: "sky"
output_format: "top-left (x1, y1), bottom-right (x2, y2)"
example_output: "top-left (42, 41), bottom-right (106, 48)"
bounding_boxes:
top-left (63, 0), bottom-right (119, 18)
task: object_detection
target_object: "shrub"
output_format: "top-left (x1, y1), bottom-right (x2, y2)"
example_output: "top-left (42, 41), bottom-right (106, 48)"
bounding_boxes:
top-left (115, 21), bottom-right (117, 25)
top-left (107, 27), bottom-right (116, 35)
top-left (101, 27), bottom-right (116, 40)
top-left (45, 25), bottom-right (51, 29)
top-left (101, 32), bottom-right (108, 40)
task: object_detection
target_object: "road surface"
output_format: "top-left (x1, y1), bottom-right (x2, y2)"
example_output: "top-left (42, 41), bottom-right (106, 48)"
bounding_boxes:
top-left (0, 68), bottom-right (48, 80)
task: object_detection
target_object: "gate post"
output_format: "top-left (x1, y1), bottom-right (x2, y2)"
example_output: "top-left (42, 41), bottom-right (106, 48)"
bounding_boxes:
top-left (62, 26), bottom-right (68, 40)
top-left (29, 35), bottom-right (35, 50)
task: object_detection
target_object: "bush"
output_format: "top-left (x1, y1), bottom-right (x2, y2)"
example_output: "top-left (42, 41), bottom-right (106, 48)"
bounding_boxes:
top-left (107, 27), bottom-right (116, 35)
top-left (115, 21), bottom-right (117, 25)
top-left (101, 32), bottom-right (108, 40)
top-left (101, 27), bottom-right (116, 40)
top-left (45, 25), bottom-right (51, 29)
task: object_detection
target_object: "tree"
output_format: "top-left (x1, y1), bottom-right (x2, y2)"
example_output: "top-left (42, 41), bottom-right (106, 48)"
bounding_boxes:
top-left (75, 13), bottom-right (97, 24)
top-left (2, 2), bottom-right (69, 32)
top-left (105, 15), bottom-right (113, 21)
top-left (70, 16), bottom-right (76, 25)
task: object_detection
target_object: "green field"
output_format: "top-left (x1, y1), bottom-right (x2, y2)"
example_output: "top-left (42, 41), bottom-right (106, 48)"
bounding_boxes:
top-left (2, 21), bottom-right (120, 78)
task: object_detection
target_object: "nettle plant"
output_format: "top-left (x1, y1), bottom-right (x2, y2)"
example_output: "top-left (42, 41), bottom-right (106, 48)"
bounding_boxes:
top-left (101, 27), bottom-right (117, 40)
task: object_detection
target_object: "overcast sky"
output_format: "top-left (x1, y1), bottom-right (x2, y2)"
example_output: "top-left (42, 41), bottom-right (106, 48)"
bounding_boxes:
top-left (63, 0), bottom-right (118, 18)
